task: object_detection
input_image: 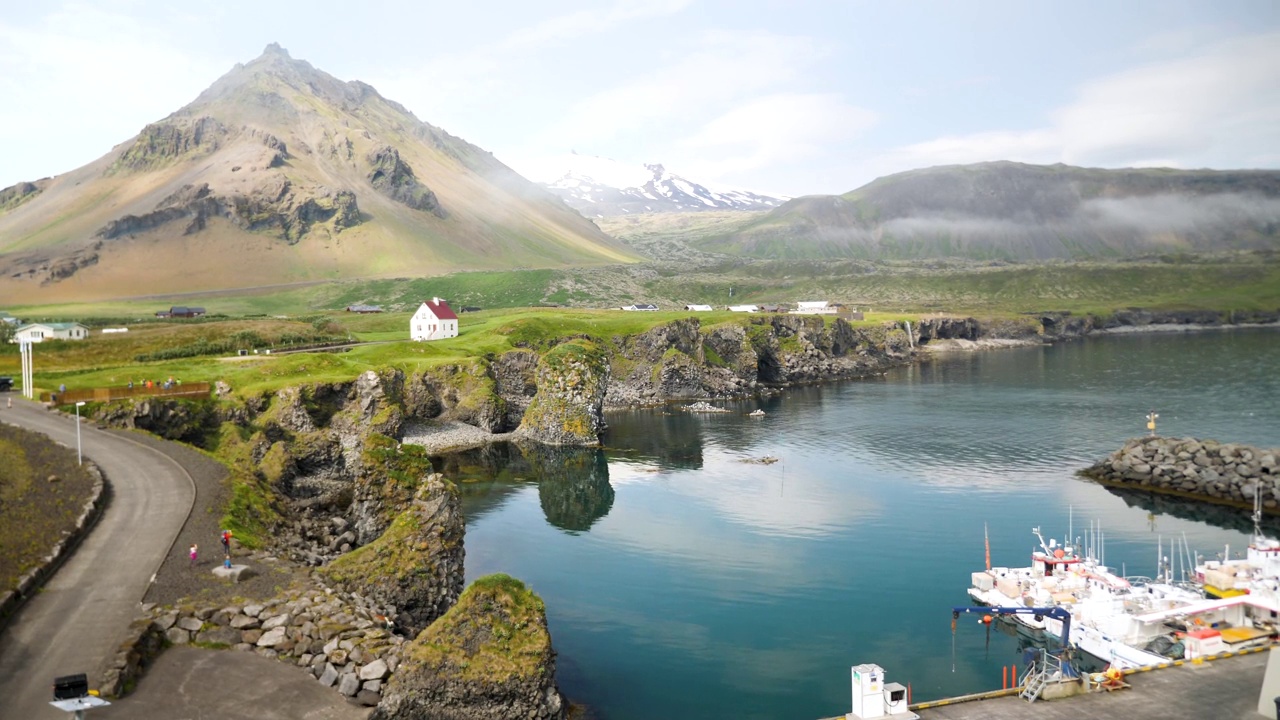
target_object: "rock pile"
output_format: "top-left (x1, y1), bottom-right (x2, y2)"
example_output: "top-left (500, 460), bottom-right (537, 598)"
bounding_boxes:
top-left (1082, 437), bottom-right (1279, 508)
top-left (134, 581), bottom-right (407, 707)
top-left (683, 402), bottom-right (730, 413)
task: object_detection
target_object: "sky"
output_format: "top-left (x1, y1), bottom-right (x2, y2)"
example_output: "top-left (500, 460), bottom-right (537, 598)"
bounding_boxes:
top-left (1, 1), bottom-right (1278, 197)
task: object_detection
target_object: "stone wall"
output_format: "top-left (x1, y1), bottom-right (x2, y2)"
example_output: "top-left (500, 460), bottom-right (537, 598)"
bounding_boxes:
top-left (1082, 437), bottom-right (1279, 509)
top-left (108, 579), bottom-right (406, 706)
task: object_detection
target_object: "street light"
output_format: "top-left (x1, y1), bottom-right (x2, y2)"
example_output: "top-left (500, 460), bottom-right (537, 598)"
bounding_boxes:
top-left (75, 401), bottom-right (86, 466)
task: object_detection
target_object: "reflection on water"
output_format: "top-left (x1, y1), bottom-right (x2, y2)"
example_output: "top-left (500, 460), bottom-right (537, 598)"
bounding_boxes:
top-left (448, 328), bottom-right (1279, 720)
top-left (602, 408), bottom-right (706, 469)
top-left (440, 443), bottom-right (614, 532)
top-left (1100, 483), bottom-right (1280, 538)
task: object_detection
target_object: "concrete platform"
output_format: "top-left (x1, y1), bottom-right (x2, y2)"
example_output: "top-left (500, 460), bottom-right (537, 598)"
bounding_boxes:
top-left (915, 650), bottom-right (1270, 720)
top-left (95, 646), bottom-right (371, 720)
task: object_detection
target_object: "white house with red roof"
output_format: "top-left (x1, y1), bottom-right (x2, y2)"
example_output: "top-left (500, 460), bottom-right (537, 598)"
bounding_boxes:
top-left (410, 297), bottom-right (459, 341)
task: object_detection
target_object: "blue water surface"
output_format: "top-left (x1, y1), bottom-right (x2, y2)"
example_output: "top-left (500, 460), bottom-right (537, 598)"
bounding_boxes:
top-left (441, 328), bottom-right (1280, 720)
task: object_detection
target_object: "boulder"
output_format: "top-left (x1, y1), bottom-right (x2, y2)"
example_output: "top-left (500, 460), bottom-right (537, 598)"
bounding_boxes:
top-left (195, 626), bottom-right (241, 646)
top-left (359, 658), bottom-right (389, 681)
top-left (212, 564), bottom-right (256, 583)
top-left (373, 574), bottom-right (565, 720)
top-left (230, 614), bottom-right (260, 629)
top-left (257, 627), bottom-right (288, 647)
top-left (261, 613), bottom-right (291, 631)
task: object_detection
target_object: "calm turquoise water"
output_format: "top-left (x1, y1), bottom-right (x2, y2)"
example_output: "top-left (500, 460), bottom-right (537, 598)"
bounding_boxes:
top-left (440, 328), bottom-right (1280, 720)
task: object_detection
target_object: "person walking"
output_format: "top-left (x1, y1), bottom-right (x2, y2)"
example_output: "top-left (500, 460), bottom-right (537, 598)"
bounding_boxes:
top-left (220, 529), bottom-right (232, 557)
top-left (189, 543), bottom-right (198, 568)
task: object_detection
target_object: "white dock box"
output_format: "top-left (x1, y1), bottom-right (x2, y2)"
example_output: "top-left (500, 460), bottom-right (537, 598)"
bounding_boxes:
top-left (971, 572), bottom-right (994, 592)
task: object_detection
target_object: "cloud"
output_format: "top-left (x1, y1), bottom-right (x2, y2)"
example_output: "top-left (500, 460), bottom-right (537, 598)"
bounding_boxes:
top-left (538, 30), bottom-right (830, 148)
top-left (370, 0), bottom-right (694, 125)
top-left (506, 30), bottom-right (875, 196)
top-left (678, 93), bottom-right (877, 178)
top-left (870, 31), bottom-right (1280, 179)
top-left (0, 4), bottom-right (222, 185)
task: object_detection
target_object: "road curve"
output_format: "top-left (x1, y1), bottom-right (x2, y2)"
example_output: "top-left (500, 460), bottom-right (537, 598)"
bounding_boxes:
top-left (0, 397), bottom-right (195, 720)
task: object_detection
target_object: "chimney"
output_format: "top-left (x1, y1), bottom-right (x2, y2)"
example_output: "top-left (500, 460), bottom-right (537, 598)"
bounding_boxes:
top-left (432, 297), bottom-right (440, 303)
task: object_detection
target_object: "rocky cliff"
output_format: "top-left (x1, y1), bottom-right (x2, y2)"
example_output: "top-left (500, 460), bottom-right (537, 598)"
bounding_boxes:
top-left (320, 474), bottom-right (464, 637)
top-left (372, 574), bottom-right (565, 720)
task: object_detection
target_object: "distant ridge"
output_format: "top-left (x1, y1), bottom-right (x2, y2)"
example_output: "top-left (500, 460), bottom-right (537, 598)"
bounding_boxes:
top-left (698, 162), bottom-right (1280, 260)
top-left (0, 44), bottom-right (639, 304)
top-left (539, 154), bottom-right (784, 216)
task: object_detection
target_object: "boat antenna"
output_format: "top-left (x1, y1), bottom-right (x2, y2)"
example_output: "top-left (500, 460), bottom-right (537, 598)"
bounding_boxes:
top-left (985, 522), bottom-right (991, 572)
top-left (1068, 506), bottom-right (1073, 554)
top-left (1254, 484), bottom-right (1264, 543)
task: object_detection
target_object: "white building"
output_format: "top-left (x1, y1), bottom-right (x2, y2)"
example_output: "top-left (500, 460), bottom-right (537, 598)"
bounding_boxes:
top-left (685, 304), bottom-right (713, 312)
top-left (410, 298), bottom-right (459, 341)
top-left (791, 301), bottom-right (834, 314)
top-left (621, 304), bottom-right (658, 311)
top-left (12, 322), bottom-right (89, 342)
top-left (727, 304), bottom-right (759, 313)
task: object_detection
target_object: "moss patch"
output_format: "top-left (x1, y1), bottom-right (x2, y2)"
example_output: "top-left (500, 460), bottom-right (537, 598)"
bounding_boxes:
top-left (403, 573), bottom-right (550, 683)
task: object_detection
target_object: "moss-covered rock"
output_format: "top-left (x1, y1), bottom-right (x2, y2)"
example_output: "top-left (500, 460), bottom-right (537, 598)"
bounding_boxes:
top-left (372, 574), bottom-right (565, 720)
top-left (320, 474), bottom-right (463, 636)
top-left (517, 340), bottom-right (609, 445)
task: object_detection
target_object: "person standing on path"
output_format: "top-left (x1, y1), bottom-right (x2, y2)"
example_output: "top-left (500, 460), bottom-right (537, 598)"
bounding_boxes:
top-left (189, 543), bottom-right (198, 568)
top-left (220, 529), bottom-right (231, 558)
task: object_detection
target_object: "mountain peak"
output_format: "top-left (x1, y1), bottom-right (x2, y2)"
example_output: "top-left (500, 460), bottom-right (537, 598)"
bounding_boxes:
top-left (539, 154), bottom-right (784, 217)
top-left (262, 42), bottom-right (291, 58)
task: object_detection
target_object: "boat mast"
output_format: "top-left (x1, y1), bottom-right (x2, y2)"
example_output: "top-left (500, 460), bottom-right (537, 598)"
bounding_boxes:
top-left (984, 522), bottom-right (991, 572)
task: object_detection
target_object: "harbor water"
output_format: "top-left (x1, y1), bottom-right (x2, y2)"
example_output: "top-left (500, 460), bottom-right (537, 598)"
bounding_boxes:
top-left (438, 328), bottom-right (1280, 720)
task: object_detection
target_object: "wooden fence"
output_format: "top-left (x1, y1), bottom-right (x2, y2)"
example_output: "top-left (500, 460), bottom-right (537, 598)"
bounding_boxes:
top-left (42, 382), bottom-right (212, 404)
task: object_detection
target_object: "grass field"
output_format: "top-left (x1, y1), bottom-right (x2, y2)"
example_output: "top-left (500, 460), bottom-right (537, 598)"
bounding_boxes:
top-left (8, 253), bottom-right (1278, 322)
top-left (3, 250), bottom-right (1276, 399)
top-left (0, 424), bottom-right (95, 592)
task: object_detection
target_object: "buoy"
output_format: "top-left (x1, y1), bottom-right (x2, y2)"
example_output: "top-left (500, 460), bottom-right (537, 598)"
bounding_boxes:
top-left (981, 615), bottom-right (993, 625)
top-left (1054, 548), bottom-right (1065, 559)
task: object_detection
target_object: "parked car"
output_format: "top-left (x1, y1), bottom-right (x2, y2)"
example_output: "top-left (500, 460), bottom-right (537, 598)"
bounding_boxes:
top-left (0, 376), bottom-right (13, 391)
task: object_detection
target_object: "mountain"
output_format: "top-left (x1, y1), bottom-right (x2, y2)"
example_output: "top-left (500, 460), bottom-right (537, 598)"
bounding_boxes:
top-left (0, 44), bottom-right (639, 304)
top-left (696, 162), bottom-right (1280, 260)
top-left (539, 154), bottom-right (784, 217)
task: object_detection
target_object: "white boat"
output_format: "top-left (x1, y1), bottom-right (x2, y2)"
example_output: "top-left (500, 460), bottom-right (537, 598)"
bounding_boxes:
top-left (968, 525), bottom-right (1232, 670)
top-left (1195, 489), bottom-right (1280, 598)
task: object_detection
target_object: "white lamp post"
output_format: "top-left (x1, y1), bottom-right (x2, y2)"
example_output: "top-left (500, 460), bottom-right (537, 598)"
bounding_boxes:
top-left (75, 401), bottom-right (86, 466)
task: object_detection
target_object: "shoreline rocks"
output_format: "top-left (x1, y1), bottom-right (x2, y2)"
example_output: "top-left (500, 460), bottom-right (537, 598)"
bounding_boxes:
top-left (1081, 437), bottom-right (1279, 510)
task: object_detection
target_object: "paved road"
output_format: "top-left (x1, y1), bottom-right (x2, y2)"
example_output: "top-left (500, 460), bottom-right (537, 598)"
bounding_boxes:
top-left (0, 397), bottom-right (194, 720)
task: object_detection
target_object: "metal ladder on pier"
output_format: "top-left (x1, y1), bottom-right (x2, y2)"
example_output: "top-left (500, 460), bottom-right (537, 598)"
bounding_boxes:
top-left (1019, 649), bottom-right (1071, 702)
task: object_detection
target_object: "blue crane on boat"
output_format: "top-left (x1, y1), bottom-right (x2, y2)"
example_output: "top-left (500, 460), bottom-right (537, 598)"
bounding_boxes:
top-left (951, 606), bottom-right (1073, 653)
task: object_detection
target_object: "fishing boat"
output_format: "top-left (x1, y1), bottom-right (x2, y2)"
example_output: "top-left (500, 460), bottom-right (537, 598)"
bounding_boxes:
top-left (970, 520), bottom-right (1280, 670)
top-left (1194, 488), bottom-right (1280, 598)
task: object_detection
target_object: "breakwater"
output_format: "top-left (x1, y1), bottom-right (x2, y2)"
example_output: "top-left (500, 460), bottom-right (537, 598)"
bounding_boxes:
top-left (1082, 437), bottom-right (1280, 510)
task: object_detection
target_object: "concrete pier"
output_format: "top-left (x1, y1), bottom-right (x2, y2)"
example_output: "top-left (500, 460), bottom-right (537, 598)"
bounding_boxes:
top-left (824, 647), bottom-right (1273, 720)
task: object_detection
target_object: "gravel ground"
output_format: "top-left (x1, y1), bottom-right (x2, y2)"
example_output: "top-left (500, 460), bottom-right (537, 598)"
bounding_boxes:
top-left (105, 428), bottom-right (302, 607)
top-left (400, 419), bottom-right (515, 453)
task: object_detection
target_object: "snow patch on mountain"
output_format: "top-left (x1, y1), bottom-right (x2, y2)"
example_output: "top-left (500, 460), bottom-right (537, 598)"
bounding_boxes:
top-left (538, 154), bottom-right (785, 217)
